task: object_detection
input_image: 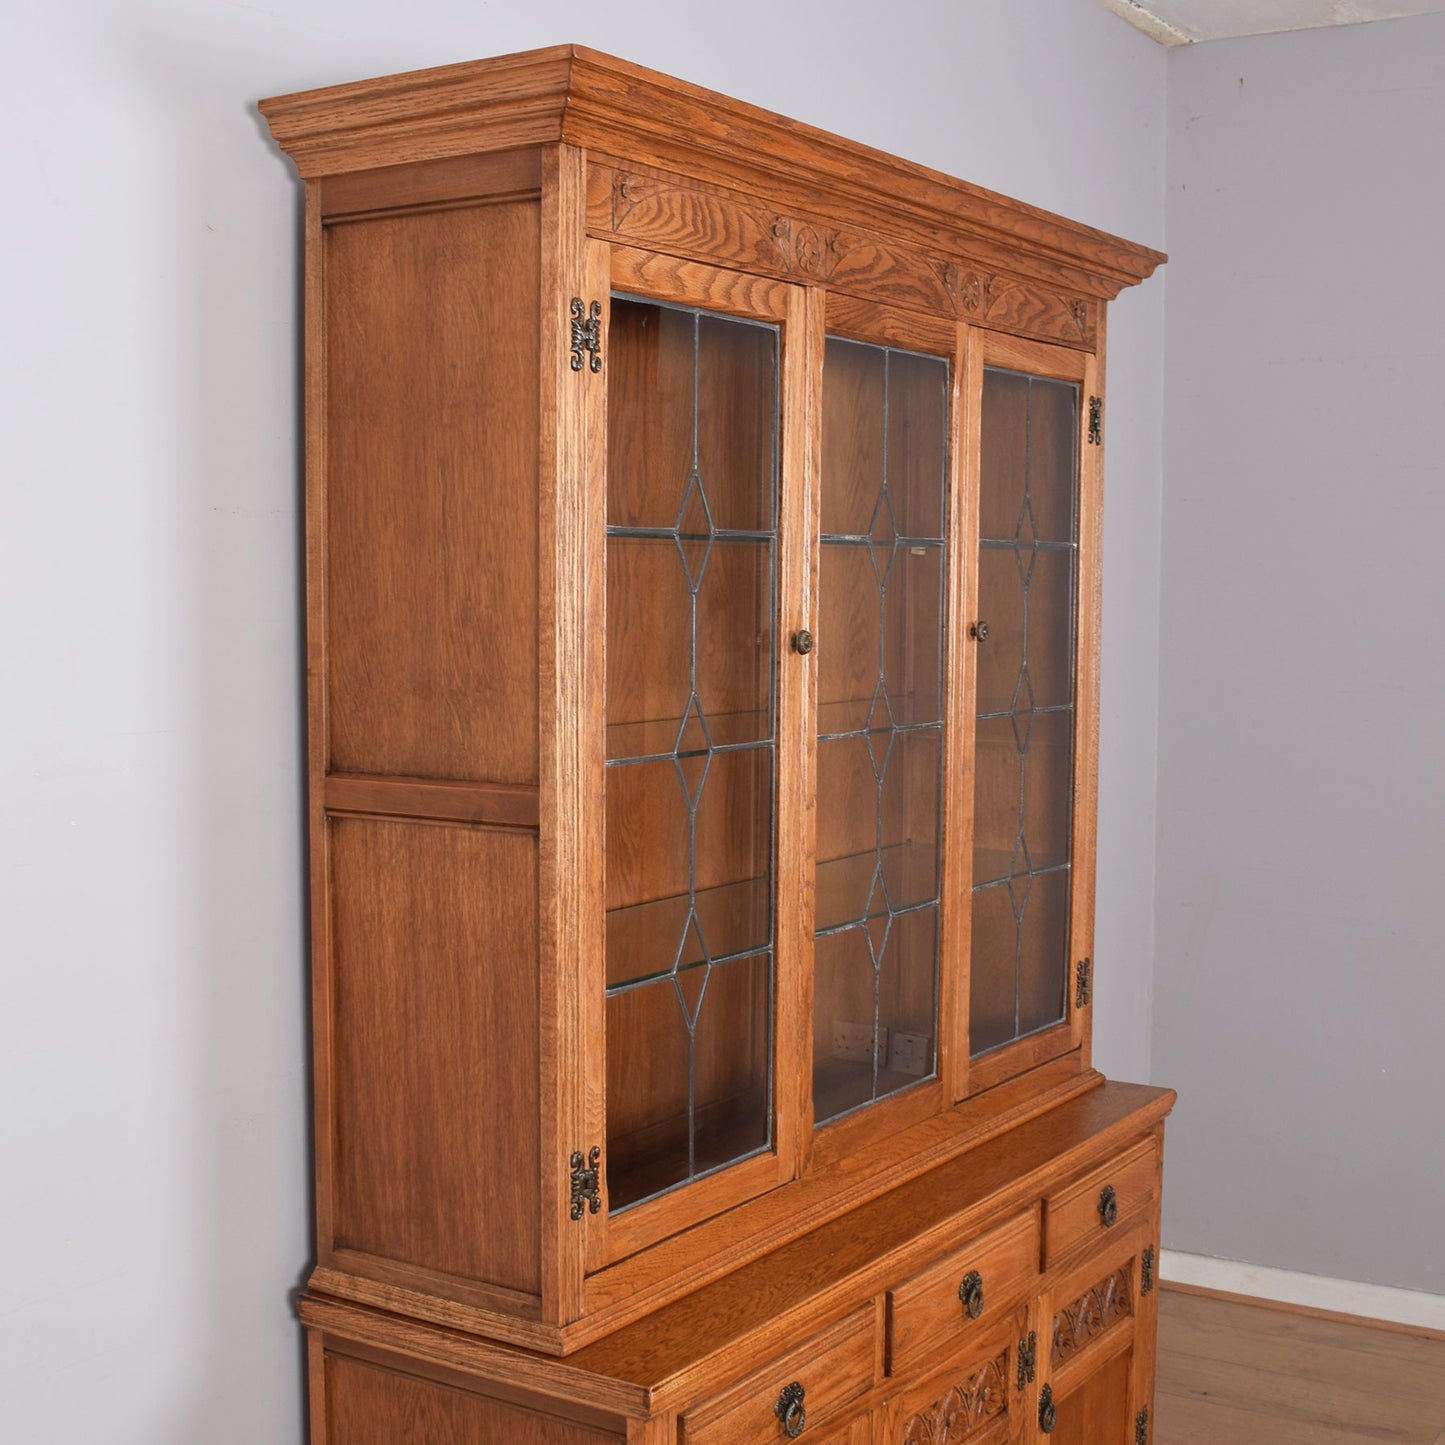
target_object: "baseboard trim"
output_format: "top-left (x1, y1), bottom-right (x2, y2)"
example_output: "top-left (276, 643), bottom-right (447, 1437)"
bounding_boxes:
top-left (1160, 1249), bottom-right (1445, 1337)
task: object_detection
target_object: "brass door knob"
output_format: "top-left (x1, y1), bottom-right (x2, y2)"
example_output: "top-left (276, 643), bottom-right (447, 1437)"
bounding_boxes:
top-left (792, 629), bottom-right (815, 655)
top-left (970, 620), bottom-right (990, 641)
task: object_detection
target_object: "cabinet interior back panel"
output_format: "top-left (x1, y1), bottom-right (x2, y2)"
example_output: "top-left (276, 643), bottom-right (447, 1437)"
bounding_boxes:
top-left (328, 816), bottom-right (541, 1294)
top-left (323, 201), bottom-right (541, 785)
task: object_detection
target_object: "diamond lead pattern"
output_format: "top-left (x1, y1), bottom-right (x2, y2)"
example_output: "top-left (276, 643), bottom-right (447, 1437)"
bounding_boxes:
top-left (815, 341), bottom-right (947, 1122)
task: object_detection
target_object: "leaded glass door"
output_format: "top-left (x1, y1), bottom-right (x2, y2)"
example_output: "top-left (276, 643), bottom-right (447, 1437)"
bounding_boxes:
top-left (597, 256), bottom-right (805, 1251)
top-left (812, 310), bottom-right (954, 1133)
top-left (965, 337), bottom-right (1098, 1088)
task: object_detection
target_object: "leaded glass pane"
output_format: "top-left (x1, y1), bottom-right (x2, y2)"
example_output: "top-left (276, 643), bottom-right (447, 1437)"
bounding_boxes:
top-left (814, 336), bottom-right (947, 1125)
top-left (604, 296), bottom-right (779, 1212)
top-left (969, 368), bottom-right (1079, 1059)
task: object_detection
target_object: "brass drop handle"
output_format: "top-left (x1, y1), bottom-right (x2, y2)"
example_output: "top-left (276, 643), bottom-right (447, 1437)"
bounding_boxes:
top-left (774, 1381), bottom-right (806, 1438)
top-left (958, 1269), bottom-right (985, 1319)
top-left (1038, 1383), bottom-right (1057, 1434)
top-left (1098, 1184), bottom-right (1119, 1227)
top-left (792, 629), bottom-right (815, 655)
top-left (970, 620), bottom-right (990, 641)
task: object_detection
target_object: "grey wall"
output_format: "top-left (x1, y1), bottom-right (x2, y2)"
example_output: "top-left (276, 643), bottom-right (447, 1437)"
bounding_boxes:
top-left (1156, 14), bottom-right (1445, 1292)
top-left (0, 1), bottom-right (1165, 1439)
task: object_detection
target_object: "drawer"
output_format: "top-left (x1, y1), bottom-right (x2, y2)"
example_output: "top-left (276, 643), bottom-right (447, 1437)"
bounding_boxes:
top-left (681, 1303), bottom-right (876, 1445)
top-left (887, 1208), bottom-right (1040, 1372)
top-left (1043, 1138), bottom-right (1156, 1267)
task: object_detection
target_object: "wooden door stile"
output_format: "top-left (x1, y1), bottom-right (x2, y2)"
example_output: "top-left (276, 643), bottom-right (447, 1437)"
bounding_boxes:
top-left (1074, 311), bottom-right (1106, 1078)
top-left (949, 322), bottom-right (987, 1107)
top-left (776, 281), bottom-right (826, 1179)
top-left (540, 141), bottom-right (599, 1323)
top-left (304, 179), bottom-right (337, 1260)
top-left (942, 321), bottom-right (981, 1108)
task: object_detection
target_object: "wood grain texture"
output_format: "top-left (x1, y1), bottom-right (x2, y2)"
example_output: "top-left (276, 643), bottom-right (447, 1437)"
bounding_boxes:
top-left (324, 200), bottom-right (540, 784)
top-left (1048, 1344), bottom-right (1134, 1445)
top-left (269, 45), bottom-right (1171, 1418)
top-left (887, 1207), bottom-right (1040, 1374)
top-left (680, 1304), bottom-right (875, 1444)
top-left (325, 773), bottom-right (540, 828)
top-left (536, 142), bottom-right (598, 1323)
top-left (328, 818), bottom-right (541, 1294)
top-left (258, 46), bottom-right (1165, 297)
top-left (882, 1314), bottom-right (1022, 1445)
top-left (305, 180), bottom-right (337, 1257)
top-left (322, 1349), bottom-right (624, 1444)
top-left (568, 1084), bottom-right (1170, 1389)
top-left (298, 1092), bottom-right (1165, 1430)
top-left (1044, 1137), bottom-right (1156, 1270)
top-left (776, 281), bottom-right (825, 1178)
top-left (595, 165), bottom-right (1099, 351)
top-left (1155, 1289), bottom-right (1445, 1444)
top-left (318, 145), bottom-right (542, 219)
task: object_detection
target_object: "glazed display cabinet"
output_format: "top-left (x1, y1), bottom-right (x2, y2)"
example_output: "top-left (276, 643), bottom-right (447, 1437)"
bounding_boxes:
top-left (260, 45), bottom-right (1171, 1444)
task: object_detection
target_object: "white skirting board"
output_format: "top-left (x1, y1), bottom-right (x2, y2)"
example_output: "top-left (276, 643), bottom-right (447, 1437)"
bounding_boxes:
top-left (1161, 1250), bottom-right (1445, 1332)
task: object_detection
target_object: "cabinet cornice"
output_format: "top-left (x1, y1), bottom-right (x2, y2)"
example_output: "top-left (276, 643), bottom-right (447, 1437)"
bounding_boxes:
top-left (259, 44), bottom-right (1164, 298)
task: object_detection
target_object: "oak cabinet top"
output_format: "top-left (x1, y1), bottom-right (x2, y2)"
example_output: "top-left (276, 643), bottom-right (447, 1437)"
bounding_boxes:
top-left (260, 43), bottom-right (1164, 299)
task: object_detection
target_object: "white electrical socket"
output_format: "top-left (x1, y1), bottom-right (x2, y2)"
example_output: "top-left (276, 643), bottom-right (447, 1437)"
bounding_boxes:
top-left (889, 1031), bottom-right (930, 1077)
top-left (831, 1020), bottom-right (884, 1063)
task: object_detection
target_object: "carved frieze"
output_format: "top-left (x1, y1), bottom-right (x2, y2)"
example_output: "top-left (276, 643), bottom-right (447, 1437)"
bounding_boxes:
top-left (593, 167), bottom-right (1098, 349)
top-left (899, 1352), bottom-right (1008, 1443)
top-left (1051, 1266), bottom-right (1134, 1367)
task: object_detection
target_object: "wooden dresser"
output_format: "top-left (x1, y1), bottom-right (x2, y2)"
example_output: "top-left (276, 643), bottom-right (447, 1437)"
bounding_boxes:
top-left (260, 45), bottom-right (1171, 1444)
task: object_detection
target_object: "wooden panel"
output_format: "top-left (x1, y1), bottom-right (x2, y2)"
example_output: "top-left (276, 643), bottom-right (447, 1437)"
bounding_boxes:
top-left (1044, 1139), bottom-right (1156, 1269)
top-left (881, 1315), bottom-right (1021, 1444)
top-left (329, 818), bottom-right (541, 1293)
top-left (325, 773), bottom-right (540, 828)
top-left (1047, 1345), bottom-right (1134, 1445)
top-left (322, 1350), bottom-right (623, 1445)
top-left (261, 48), bottom-right (1165, 301)
top-left (319, 146), bottom-right (542, 218)
top-left (887, 1207), bottom-right (1040, 1373)
top-left (538, 144), bottom-right (602, 1320)
top-left (324, 200), bottom-right (539, 784)
top-left (1051, 1264), bottom-right (1135, 1371)
top-left (591, 166), bottom-right (1101, 350)
top-left (681, 1304), bottom-right (876, 1444)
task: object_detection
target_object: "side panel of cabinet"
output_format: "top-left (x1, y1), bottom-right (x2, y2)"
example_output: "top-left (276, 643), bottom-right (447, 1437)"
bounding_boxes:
top-left (322, 200), bottom-right (541, 784)
top-left (326, 817), bottom-right (542, 1295)
top-left (311, 169), bottom-right (556, 1316)
top-left (318, 1349), bottom-right (624, 1445)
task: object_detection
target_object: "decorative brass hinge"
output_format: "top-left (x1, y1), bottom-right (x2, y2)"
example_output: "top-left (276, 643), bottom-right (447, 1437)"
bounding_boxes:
top-left (569, 1146), bottom-right (601, 1219)
top-left (1136, 1405), bottom-right (1150, 1444)
top-left (1017, 1330), bottom-right (1037, 1390)
top-left (1075, 957), bottom-right (1092, 1008)
top-left (1141, 1244), bottom-right (1156, 1295)
top-left (1087, 394), bottom-right (1102, 445)
top-left (569, 297), bottom-right (602, 373)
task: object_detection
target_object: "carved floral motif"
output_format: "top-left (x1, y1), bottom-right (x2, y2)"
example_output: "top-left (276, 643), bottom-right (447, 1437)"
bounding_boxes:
top-left (1051, 1266), bottom-right (1133, 1367)
top-left (612, 171), bottom-right (659, 222)
top-left (941, 263), bottom-right (995, 316)
top-left (899, 1353), bottom-right (1008, 1443)
top-left (771, 217), bottom-right (844, 278)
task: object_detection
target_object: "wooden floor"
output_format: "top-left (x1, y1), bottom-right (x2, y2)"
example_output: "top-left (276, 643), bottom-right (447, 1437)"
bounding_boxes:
top-left (1154, 1286), bottom-right (1445, 1444)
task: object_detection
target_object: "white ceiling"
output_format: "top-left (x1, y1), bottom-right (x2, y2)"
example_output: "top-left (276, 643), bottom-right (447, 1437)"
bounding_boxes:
top-left (1097, 0), bottom-right (1445, 43)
